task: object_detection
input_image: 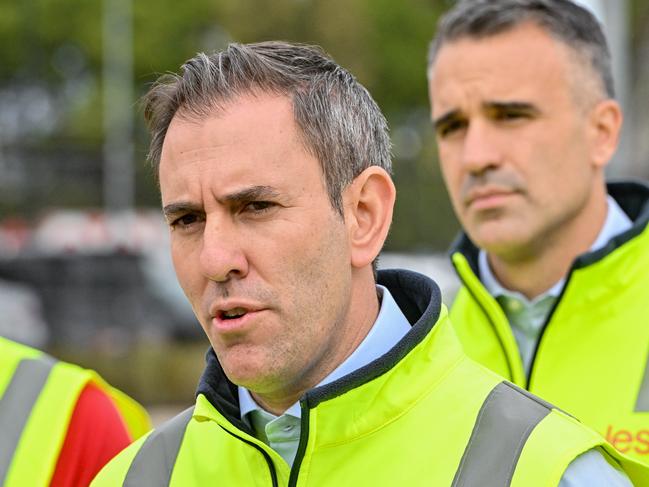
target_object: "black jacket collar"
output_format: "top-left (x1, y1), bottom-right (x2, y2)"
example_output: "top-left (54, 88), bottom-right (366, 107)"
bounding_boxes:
top-left (195, 269), bottom-right (442, 429)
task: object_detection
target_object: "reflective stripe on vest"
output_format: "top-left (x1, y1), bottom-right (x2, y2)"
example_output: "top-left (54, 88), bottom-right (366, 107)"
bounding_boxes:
top-left (452, 381), bottom-right (551, 487)
top-left (0, 356), bottom-right (56, 482)
top-left (635, 353), bottom-right (649, 411)
top-left (123, 407), bottom-right (194, 487)
top-left (119, 382), bottom-right (556, 487)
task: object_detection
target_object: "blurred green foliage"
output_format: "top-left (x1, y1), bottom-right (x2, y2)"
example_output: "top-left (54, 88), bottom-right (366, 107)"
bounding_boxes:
top-left (1, 0), bottom-right (647, 250)
top-left (0, 0), bottom-right (458, 250)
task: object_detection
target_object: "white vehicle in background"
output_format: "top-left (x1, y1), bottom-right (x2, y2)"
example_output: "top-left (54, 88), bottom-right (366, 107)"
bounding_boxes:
top-left (0, 278), bottom-right (49, 348)
top-left (0, 210), bottom-right (196, 347)
top-left (378, 252), bottom-right (459, 305)
top-left (0, 210), bottom-right (459, 347)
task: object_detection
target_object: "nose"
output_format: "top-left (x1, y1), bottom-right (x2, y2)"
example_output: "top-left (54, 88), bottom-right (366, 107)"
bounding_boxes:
top-left (199, 217), bottom-right (249, 282)
top-left (461, 120), bottom-right (502, 175)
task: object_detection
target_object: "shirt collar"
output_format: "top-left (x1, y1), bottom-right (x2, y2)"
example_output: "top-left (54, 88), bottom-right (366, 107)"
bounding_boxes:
top-left (238, 284), bottom-right (412, 420)
top-left (590, 195), bottom-right (632, 250)
top-left (479, 195), bottom-right (633, 303)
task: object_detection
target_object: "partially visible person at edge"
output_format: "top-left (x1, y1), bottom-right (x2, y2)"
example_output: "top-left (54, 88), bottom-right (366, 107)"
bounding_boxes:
top-left (428, 0), bottom-right (649, 468)
top-left (92, 41), bottom-right (647, 486)
top-left (0, 336), bottom-right (151, 486)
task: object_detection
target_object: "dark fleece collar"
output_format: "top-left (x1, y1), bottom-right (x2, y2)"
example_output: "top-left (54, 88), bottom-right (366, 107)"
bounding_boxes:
top-left (195, 268), bottom-right (442, 430)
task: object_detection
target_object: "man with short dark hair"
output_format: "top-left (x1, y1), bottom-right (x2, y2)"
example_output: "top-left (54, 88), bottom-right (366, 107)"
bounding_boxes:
top-left (93, 41), bottom-right (646, 486)
top-left (428, 0), bottom-right (649, 468)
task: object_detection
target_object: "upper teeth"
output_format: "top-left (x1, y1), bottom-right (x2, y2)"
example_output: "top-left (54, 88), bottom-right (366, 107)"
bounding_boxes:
top-left (223, 308), bottom-right (246, 318)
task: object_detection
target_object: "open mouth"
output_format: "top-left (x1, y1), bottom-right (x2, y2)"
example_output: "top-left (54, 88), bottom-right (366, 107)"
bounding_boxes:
top-left (219, 308), bottom-right (248, 320)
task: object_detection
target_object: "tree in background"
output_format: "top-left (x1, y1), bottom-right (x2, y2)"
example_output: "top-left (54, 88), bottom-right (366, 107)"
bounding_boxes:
top-left (0, 0), bottom-right (647, 251)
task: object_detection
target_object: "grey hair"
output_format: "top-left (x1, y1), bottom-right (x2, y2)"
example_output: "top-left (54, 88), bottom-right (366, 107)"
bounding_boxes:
top-left (427, 0), bottom-right (614, 99)
top-left (143, 41), bottom-right (392, 216)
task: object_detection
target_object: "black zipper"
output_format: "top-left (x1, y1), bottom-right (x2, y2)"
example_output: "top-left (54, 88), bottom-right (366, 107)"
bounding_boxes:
top-left (526, 265), bottom-right (577, 390)
top-left (525, 204), bottom-right (649, 388)
top-left (288, 399), bottom-right (311, 487)
top-left (453, 258), bottom-right (516, 382)
top-left (221, 426), bottom-right (279, 487)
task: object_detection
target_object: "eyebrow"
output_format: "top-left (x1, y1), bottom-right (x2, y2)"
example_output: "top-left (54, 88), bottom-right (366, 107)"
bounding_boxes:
top-left (433, 101), bottom-right (541, 130)
top-left (432, 109), bottom-right (462, 132)
top-left (162, 185), bottom-right (281, 218)
top-left (221, 185), bottom-right (281, 204)
top-left (485, 101), bottom-right (540, 115)
top-left (162, 202), bottom-right (201, 220)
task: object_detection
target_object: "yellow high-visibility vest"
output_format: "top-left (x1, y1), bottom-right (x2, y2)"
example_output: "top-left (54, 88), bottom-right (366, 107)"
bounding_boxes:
top-left (0, 336), bottom-right (151, 486)
top-left (449, 182), bottom-right (649, 465)
top-left (92, 280), bottom-right (648, 487)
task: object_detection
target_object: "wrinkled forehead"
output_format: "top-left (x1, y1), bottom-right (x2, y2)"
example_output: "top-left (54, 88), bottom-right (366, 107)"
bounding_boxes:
top-left (431, 19), bottom-right (602, 88)
top-left (428, 23), bottom-right (595, 113)
top-left (172, 85), bottom-right (291, 123)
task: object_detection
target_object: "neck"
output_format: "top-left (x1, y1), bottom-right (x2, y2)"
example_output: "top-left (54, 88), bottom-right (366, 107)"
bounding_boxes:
top-left (488, 185), bottom-right (609, 300)
top-left (251, 269), bottom-right (380, 416)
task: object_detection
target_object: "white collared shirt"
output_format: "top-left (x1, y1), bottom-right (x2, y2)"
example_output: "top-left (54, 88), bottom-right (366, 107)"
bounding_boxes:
top-left (479, 195), bottom-right (633, 374)
top-left (236, 274), bottom-right (632, 485)
top-left (479, 196), bottom-right (634, 487)
top-left (238, 285), bottom-right (411, 466)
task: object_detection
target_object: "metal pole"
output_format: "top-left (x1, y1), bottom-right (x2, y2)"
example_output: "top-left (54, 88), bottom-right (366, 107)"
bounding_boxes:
top-left (102, 0), bottom-right (135, 211)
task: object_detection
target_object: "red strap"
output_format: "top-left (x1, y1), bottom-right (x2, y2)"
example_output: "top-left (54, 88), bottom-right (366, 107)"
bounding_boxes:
top-left (50, 382), bottom-right (132, 487)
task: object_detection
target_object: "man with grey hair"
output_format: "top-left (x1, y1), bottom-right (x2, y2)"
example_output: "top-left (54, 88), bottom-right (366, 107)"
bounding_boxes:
top-left (93, 41), bottom-right (646, 486)
top-left (428, 0), bottom-right (649, 471)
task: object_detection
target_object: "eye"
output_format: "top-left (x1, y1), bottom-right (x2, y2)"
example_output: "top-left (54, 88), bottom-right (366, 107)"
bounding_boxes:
top-left (243, 201), bottom-right (276, 213)
top-left (437, 119), bottom-right (467, 138)
top-left (170, 213), bottom-right (202, 230)
top-left (491, 106), bottom-right (537, 123)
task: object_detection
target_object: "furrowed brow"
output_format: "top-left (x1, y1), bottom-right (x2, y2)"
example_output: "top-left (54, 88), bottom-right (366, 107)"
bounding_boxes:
top-left (162, 202), bottom-right (202, 220)
top-left (161, 186), bottom-right (281, 220)
top-left (222, 186), bottom-right (281, 204)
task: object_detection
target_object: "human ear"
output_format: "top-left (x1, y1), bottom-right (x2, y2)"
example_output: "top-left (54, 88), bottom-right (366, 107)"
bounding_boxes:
top-left (342, 167), bottom-right (396, 269)
top-left (588, 99), bottom-right (623, 169)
